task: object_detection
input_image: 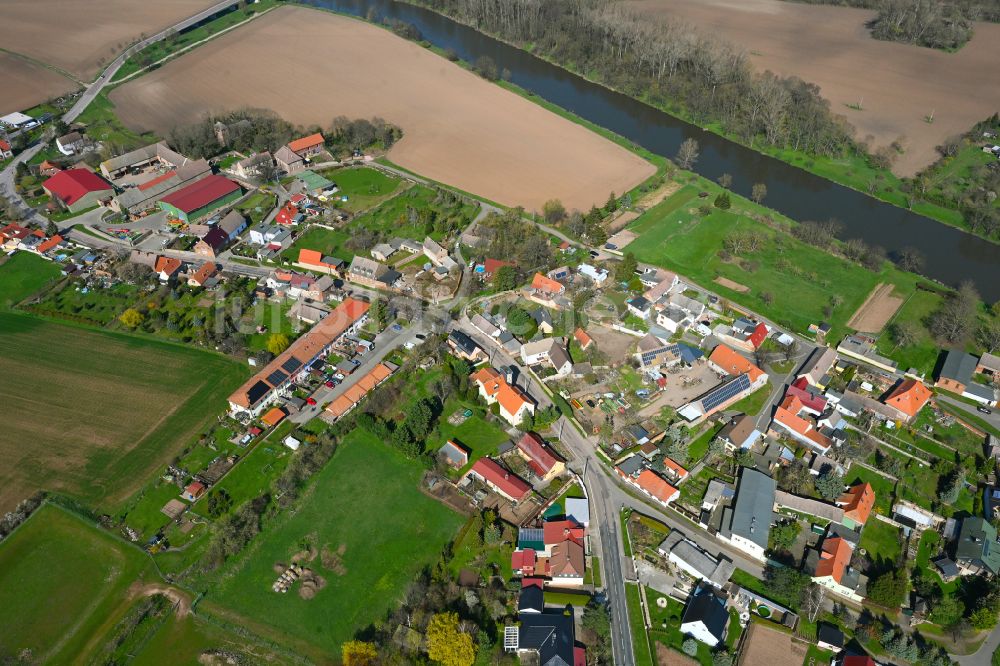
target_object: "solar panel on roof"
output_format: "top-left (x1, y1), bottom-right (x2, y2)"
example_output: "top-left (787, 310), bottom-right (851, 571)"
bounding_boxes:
top-left (246, 380), bottom-right (270, 406)
top-left (640, 346), bottom-right (673, 366)
top-left (266, 368), bottom-right (288, 387)
top-left (701, 373), bottom-right (751, 412)
top-left (281, 356), bottom-right (302, 374)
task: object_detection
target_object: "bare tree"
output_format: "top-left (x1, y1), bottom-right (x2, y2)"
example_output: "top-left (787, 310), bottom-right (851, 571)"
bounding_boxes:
top-left (894, 246), bottom-right (925, 272)
top-left (717, 173), bottom-right (733, 189)
top-left (801, 584), bottom-right (826, 624)
top-left (751, 182), bottom-right (767, 204)
top-left (676, 138), bottom-right (700, 170)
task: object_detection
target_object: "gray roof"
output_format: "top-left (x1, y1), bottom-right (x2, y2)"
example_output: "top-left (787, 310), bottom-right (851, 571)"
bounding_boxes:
top-left (799, 346), bottom-right (837, 383)
top-left (518, 606), bottom-right (576, 666)
top-left (939, 350), bottom-right (979, 383)
top-left (659, 531), bottom-right (734, 585)
top-left (549, 341), bottom-right (572, 370)
top-left (956, 517), bottom-right (1000, 575)
top-left (703, 479), bottom-right (735, 508)
top-left (681, 584), bottom-right (729, 642)
top-left (116, 159), bottom-right (211, 211)
top-left (617, 455), bottom-right (645, 477)
top-left (218, 210), bottom-right (246, 235)
top-left (774, 490), bottom-right (845, 522)
top-left (966, 382), bottom-right (997, 402)
top-left (729, 469), bottom-right (775, 549)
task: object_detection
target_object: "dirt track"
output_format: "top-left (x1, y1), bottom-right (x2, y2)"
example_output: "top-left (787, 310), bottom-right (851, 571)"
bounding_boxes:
top-left (0, 54), bottom-right (79, 116)
top-left (109, 5), bottom-right (654, 212)
top-left (623, 0), bottom-right (1000, 176)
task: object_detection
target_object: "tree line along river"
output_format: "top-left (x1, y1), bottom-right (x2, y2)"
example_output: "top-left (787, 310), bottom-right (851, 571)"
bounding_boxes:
top-left (306, 0), bottom-right (1000, 302)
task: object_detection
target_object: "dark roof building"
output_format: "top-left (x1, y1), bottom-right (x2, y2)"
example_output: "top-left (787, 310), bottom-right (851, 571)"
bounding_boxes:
top-left (955, 517), bottom-right (1000, 576)
top-left (506, 587), bottom-right (580, 666)
top-left (680, 583), bottom-right (729, 647)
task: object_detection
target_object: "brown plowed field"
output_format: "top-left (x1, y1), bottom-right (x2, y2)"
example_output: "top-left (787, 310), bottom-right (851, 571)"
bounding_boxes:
top-left (847, 282), bottom-right (904, 333)
top-left (622, 0), bottom-right (1000, 176)
top-left (109, 6), bottom-right (654, 212)
top-left (0, 54), bottom-right (79, 116)
top-left (0, 0), bottom-right (218, 83)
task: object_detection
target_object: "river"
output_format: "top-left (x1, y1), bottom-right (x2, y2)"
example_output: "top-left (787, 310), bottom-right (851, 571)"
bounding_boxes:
top-left (305, 0), bottom-right (1000, 301)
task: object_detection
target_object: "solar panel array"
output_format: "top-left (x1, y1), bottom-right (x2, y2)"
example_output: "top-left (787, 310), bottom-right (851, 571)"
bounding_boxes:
top-left (266, 368), bottom-right (288, 387)
top-left (246, 380), bottom-right (270, 406)
top-left (281, 356), bottom-right (302, 374)
top-left (639, 346), bottom-right (674, 366)
top-left (701, 373), bottom-right (751, 412)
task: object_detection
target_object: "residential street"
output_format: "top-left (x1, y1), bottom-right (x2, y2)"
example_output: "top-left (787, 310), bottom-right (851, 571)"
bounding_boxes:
top-left (937, 394), bottom-right (1000, 432)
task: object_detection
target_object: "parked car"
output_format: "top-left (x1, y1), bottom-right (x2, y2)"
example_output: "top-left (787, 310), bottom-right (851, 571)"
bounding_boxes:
top-left (306, 397), bottom-right (317, 406)
top-left (325, 380), bottom-right (335, 388)
top-left (979, 406), bottom-right (993, 415)
top-left (392, 323), bottom-right (403, 332)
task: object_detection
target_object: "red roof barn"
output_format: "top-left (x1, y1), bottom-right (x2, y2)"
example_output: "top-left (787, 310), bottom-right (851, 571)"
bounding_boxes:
top-left (43, 168), bottom-right (112, 212)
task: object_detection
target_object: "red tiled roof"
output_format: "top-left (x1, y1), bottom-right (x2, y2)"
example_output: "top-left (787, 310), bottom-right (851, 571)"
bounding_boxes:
top-left (749, 322), bottom-right (769, 349)
top-left (512, 548), bottom-right (536, 573)
top-left (0, 139), bottom-right (10, 151)
top-left (813, 536), bottom-right (852, 583)
top-left (838, 483), bottom-right (875, 525)
top-left (574, 327), bottom-right (593, 350)
top-left (786, 378), bottom-right (828, 413)
top-left (298, 248), bottom-right (336, 268)
top-left (185, 481), bottom-right (205, 496)
top-left (709, 344), bottom-right (765, 384)
top-left (543, 520), bottom-right (585, 547)
top-left (189, 262), bottom-right (217, 285)
top-left (517, 432), bottom-right (562, 477)
top-left (483, 258), bottom-right (514, 276)
top-left (774, 395), bottom-right (833, 451)
top-left (883, 379), bottom-right (932, 419)
top-left (288, 133), bottom-right (324, 153)
top-left (636, 469), bottom-right (679, 504)
top-left (2, 223), bottom-right (31, 240)
top-left (275, 203), bottom-right (298, 225)
top-left (842, 657), bottom-right (876, 666)
top-left (138, 170), bottom-right (177, 191)
top-left (43, 168), bottom-right (112, 206)
top-left (468, 458), bottom-right (531, 501)
top-left (159, 175), bottom-right (239, 214)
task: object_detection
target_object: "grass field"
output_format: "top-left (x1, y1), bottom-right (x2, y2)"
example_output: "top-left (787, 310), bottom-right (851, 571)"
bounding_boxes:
top-left (205, 429), bottom-right (463, 657)
top-left (0, 251), bottom-right (63, 309)
top-left (321, 166), bottom-right (404, 213)
top-left (627, 183), bottom-right (918, 339)
top-left (859, 519), bottom-right (903, 567)
top-left (0, 503), bottom-right (157, 663)
top-left (0, 313), bottom-right (248, 513)
top-left (625, 583), bottom-right (656, 666)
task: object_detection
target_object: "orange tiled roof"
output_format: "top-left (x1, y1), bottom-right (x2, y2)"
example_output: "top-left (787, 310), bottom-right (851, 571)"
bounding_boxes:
top-left (838, 483), bottom-right (875, 525)
top-left (36, 235), bottom-right (64, 254)
top-left (154, 255), bottom-right (182, 276)
top-left (662, 457), bottom-right (688, 480)
top-left (709, 344), bottom-right (765, 384)
top-left (574, 328), bottom-right (593, 349)
top-left (814, 536), bottom-right (852, 583)
top-left (636, 469), bottom-right (678, 504)
top-left (883, 379), bottom-right (932, 418)
top-left (189, 262), bottom-right (216, 285)
top-left (287, 133), bottom-right (324, 153)
top-left (262, 407), bottom-right (286, 427)
top-left (530, 272), bottom-right (564, 294)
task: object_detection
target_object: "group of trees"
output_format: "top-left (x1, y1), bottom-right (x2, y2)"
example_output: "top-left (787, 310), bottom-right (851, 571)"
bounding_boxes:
top-left (479, 209), bottom-right (555, 274)
top-left (416, 0), bottom-right (858, 159)
top-left (168, 109), bottom-right (401, 162)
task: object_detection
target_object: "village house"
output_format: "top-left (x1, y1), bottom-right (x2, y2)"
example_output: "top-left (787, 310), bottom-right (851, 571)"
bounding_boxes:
top-left (480, 258), bottom-right (515, 281)
top-left (287, 132), bottom-right (325, 158)
top-left (182, 481), bottom-right (206, 502)
top-left (797, 346), bottom-right (838, 389)
top-left (447, 329), bottom-right (487, 363)
top-left (504, 586), bottom-right (583, 665)
top-left (770, 394), bottom-right (833, 454)
top-left (56, 131), bottom-right (89, 155)
top-left (935, 350), bottom-right (998, 406)
top-left (0, 138), bottom-right (12, 160)
top-left (274, 145), bottom-right (303, 174)
top-left (471, 313), bottom-right (502, 338)
top-left (716, 414), bottom-right (763, 452)
top-left (289, 300), bottom-right (331, 325)
top-left (718, 468), bottom-right (775, 561)
top-left (158, 175), bottom-right (241, 224)
top-left (512, 517), bottom-right (586, 585)
top-left (836, 483), bottom-right (875, 529)
top-left (678, 373), bottom-right (757, 424)
top-left (657, 530), bottom-right (735, 588)
top-left (193, 226), bottom-right (230, 259)
top-left (297, 249), bottom-right (344, 276)
top-left (228, 298), bottom-right (370, 417)
top-left (615, 455), bottom-right (680, 507)
top-left (370, 243), bottom-right (396, 262)
top-left (707, 344), bottom-right (768, 389)
top-left (516, 432), bottom-right (565, 481)
top-left (275, 202), bottom-right (303, 226)
top-left (577, 263), bottom-right (608, 284)
top-left (626, 296), bottom-right (652, 320)
top-left (680, 583), bottom-right (730, 647)
top-left (806, 534), bottom-right (867, 602)
top-left (43, 168), bottom-right (113, 212)
top-left (154, 256), bottom-right (182, 282)
top-left (525, 272), bottom-right (567, 309)
top-left (187, 262), bottom-right (218, 288)
top-left (714, 317), bottom-right (768, 352)
top-left (469, 367), bottom-right (536, 426)
top-left (422, 236), bottom-right (458, 271)
top-left (881, 379), bottom-right (932, 422)
top-left (520, 338), bottom-right (573, 377)
top-left (464, 457), bottom-right (532, 503)
top-left (837, 334), bottom-right (898, 374)
top-left (574, 327), bottom-right (594, 351)
top-left (347, 255), bottom-right (402, 290)
top-left (954, 517), bottom-right (1000, 577)
top-left (231, 151), bottom-right (273, 181)
top-left (322, 363), bottom-right (396, 421)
